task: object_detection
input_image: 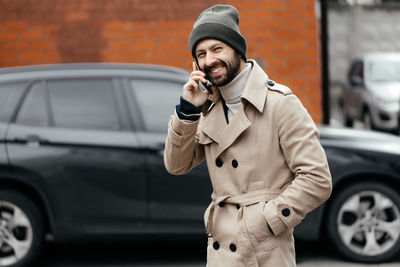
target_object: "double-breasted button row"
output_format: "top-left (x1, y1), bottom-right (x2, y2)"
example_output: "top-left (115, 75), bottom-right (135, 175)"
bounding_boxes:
top-left (232, 159), bottom-right (238, 168)
top-left (215, 158), bottom-right (223, 167)
top-left (213, 241), bottom-right (220, 250)
top-left (215, 158), bottom-right (239, 168)
top-left (212, 241), bottom-right (237, 252)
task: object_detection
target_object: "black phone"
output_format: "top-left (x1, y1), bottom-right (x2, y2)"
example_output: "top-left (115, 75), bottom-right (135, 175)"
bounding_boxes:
top-left (194, 60), bottom-right (213, 94)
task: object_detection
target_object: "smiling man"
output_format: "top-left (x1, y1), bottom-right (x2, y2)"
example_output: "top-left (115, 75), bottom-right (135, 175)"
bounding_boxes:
top-left (164, 4), bottom-right (332, 267)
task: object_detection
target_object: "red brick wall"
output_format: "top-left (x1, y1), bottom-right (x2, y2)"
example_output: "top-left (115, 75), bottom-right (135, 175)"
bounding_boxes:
top-left (0, 0), bottom-right (322, 122)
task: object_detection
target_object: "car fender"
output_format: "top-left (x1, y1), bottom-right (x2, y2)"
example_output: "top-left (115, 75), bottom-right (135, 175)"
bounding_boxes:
top-left (0, 166), bottom-right (56, 235)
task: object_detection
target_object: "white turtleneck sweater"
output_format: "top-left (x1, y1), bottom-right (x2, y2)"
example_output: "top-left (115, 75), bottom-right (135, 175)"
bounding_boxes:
top-left (218, 63), bottom-right (252, 122)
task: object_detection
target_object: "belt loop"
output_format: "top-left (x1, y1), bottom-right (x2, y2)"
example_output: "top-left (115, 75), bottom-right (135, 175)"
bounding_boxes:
top-left (207, 195), bottom-right (231, 235)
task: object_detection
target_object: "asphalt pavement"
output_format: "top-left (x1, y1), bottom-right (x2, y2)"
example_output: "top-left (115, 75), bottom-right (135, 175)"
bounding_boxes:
top-left (36, 238), bottom-right (400, 267)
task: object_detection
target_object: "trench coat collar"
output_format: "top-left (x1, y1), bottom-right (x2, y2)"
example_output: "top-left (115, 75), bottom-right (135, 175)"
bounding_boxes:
top-left (240, 59), bottom-right (269, 114)
top-left (201, 59), bottom-right (268, 115)
top-left (199, 60), bottom-right (268, 157)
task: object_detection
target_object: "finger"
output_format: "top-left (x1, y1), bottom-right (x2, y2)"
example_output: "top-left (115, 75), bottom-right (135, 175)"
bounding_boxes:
top-left (193, 61), bottom-right (197, 72)
top-left (191, 75), bottom-right (207, 83)
top-left (184, 80), bottom-right (198, 92)
top-left (190, 70), bottom-right (206, 78)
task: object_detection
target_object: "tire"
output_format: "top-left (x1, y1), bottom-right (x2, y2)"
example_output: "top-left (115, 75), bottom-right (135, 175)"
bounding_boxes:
top-left (326, 182), bottom-right (400, 263)
top-left (0, 189), bottom-right (44, 267)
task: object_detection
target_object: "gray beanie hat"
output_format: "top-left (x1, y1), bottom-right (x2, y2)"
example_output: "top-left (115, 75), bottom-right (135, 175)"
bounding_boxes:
top-left (189, 5), bottom-right (247, 61)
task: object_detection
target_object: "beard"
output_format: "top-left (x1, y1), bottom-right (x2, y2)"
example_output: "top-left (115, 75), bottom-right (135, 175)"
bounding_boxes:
top-left (204, 52), bottom-right (241, 87)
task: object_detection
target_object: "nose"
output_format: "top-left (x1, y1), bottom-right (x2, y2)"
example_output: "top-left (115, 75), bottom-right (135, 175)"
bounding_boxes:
top-left (205, 53), bottom-right (217, 67)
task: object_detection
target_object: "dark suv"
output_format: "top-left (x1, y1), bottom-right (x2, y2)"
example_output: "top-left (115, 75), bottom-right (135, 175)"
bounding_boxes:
top-left (0, 63), bottom-right (212, 266)
top-left (1, 63), bottom-right (400, 266)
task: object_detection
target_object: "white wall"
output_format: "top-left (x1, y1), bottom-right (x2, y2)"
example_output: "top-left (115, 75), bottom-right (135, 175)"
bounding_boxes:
top-left (328, 5), bottom-right (400, 84)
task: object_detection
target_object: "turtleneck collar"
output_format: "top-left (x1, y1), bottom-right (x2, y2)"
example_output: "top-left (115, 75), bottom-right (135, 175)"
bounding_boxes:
top-left (218, 63), bottom-right (252, 104)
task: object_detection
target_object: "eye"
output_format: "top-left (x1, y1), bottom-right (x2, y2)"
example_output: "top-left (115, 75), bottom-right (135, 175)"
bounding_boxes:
top-left (197, 52), bottom-right (206, 58)
top-left (214, 47), bottom-right (222, 52)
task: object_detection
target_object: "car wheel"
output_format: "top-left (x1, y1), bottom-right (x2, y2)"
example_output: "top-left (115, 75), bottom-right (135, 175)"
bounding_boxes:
top-left (0, 189), bottom-right (44, 267)
top-left (327, 182), bottom-right (400, 263)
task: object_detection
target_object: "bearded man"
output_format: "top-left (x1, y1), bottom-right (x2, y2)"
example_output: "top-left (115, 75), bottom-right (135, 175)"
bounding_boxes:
top-left (164, 4), bottom-right (332, 267)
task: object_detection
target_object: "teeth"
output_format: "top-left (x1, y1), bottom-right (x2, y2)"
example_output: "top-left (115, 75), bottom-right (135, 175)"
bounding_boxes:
top-left (212, 68), bottom-right (222, 74)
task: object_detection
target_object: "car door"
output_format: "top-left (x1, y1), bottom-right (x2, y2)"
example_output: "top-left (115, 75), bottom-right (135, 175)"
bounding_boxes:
top-left (124, 77), bottom-right (212, 233)
top-left (6, 77), bottom-right (147, 236)
top-left (0, 81), bottom-right (27, 164)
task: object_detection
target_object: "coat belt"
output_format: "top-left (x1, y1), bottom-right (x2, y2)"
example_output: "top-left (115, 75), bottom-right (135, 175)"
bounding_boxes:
top-left (206, 188), bottom-right (283, 236)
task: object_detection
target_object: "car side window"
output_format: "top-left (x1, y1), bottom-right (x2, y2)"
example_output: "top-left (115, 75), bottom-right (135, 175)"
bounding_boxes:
top-left (0, 82), bottom-right (26, 123)
top-left (16, 82), bottom-right (49, 126)
top-left (130, 80), bottom-right (182, 133)
top-left (47, 79), bottom-right (122, 131)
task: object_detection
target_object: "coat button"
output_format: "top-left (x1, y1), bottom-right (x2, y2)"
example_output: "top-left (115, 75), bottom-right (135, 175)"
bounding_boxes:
top-left (213, 241), bottom-right (220, 250)
top-left (218, 202), bottom-right (225, 208)
top-left (215, 158), bottom-right (223, 167)
top-left (231, 159), bottom-right (238, 168)
top-left (267, 80), bottom-right (275, 86)
top-left (236, 204), bottom-right (240, 210)
top-left (282, 208), bottom-right (291, 217)
top-left (230, 243), bottom-right (237, 252)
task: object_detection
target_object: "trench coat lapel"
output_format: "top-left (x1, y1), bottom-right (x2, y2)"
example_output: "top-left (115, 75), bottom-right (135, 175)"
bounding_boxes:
top-left (216, 103), bottom-right (251, 157)
top-left (199, 92), bottom-right (226, 144)
top-left (241, 60), bottom-right (269, 114)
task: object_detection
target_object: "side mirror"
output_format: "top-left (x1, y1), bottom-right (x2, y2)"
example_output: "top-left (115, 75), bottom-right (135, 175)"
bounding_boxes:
top-left (350, 76), bottom-right (364, 86)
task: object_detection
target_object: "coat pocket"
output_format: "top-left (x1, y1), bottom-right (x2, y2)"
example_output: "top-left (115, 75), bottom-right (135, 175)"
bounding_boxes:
top-left (244, 202), bottom-right (277, 252)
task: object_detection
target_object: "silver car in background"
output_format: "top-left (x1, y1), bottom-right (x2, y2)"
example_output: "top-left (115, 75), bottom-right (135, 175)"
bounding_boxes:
top-left (342, 52), bottom-right (400, 134)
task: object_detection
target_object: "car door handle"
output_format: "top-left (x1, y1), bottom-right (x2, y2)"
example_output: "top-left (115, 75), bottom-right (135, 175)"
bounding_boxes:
top-left (14, 135), bottom-right (49, 147)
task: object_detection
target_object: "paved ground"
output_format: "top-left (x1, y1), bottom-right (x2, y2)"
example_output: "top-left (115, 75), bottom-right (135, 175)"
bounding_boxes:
top-left (36, 238), bottom-right (400, 267)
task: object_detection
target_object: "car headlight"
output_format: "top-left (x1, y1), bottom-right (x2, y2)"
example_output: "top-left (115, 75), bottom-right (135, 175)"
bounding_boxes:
top-left (376, 96), bottom-right (398, 105)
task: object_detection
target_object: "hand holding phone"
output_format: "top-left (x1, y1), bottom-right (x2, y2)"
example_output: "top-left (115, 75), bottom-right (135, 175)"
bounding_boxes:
top-left (194, 61), bottom-right (213, 95)
top-left (182, 61), bottom-right (213, 107)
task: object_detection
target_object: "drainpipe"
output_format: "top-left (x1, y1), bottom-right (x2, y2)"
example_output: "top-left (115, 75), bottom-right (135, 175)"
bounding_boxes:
top-left (320, 0), bottom-right (330, 124)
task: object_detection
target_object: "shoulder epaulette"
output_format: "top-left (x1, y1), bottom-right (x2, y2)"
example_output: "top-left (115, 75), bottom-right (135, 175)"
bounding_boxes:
top-left (266, 80), bottom-right (292, 95)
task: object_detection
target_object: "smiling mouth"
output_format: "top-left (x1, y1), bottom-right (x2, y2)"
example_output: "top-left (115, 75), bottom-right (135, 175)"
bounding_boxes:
top-left (212, 68), bottom-right (222, 73)
top-left (209, 67), bottom-right (223, 76)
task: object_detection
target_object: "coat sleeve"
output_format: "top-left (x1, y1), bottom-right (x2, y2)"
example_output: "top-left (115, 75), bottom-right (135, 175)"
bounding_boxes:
top-left (263, 94), bottom-right (332, 236)
top-left (163, 111), bottom-right (206, 175)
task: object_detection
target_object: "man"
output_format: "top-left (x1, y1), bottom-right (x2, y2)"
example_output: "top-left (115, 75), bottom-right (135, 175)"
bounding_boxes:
top-left (164, 4), bottom-right (332, 267)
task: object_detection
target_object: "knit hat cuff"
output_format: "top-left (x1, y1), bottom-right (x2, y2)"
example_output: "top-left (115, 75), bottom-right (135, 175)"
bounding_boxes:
top-left (189, 22), bottom-right (247, 61)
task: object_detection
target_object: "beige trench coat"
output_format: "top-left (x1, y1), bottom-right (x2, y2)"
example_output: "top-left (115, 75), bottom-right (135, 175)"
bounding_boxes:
top-left (164, 60), bottom-right (332, 267)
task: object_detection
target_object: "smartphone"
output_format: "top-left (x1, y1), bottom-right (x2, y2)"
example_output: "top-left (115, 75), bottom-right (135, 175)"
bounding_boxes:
top-left (194, 60), bottom-right (213, 94)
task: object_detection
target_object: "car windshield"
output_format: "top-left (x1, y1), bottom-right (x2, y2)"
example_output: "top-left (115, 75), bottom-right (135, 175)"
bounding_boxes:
top-left (368, 59), bottom-right (400, 82)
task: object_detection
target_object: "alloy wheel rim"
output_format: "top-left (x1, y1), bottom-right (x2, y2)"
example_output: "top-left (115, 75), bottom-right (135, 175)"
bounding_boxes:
top-left (337, 190), bottom-right (400, 256)
top-left (0, 201), bottom-right (33, 266)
